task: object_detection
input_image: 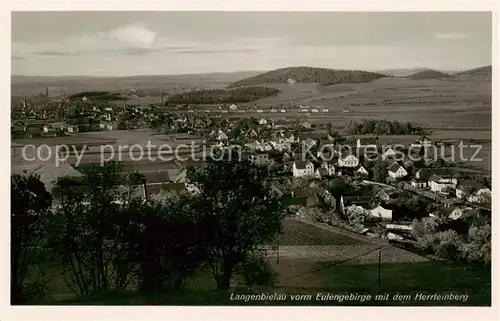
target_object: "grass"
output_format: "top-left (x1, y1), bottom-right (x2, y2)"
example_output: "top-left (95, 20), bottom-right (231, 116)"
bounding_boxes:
top-left (279, 219), bottom-right (363, 246)
top-left (44, 261), bottom-right (489, 306)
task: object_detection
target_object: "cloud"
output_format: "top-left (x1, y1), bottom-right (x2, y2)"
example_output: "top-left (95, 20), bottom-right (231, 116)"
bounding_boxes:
top-left (35, 50), bottom-right (72, 56)
top-left (175, 48), bottom-right (258, 55)
top-left (107, 24), bottom-right (158, 49)
top-left (434, 33), bottom-right (472, 40)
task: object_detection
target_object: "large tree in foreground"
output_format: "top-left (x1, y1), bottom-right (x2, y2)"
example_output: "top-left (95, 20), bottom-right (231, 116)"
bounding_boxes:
top-left (187, 153), bottom-right (286, 289)
top-left (11, 174), bottom-right (52, 304)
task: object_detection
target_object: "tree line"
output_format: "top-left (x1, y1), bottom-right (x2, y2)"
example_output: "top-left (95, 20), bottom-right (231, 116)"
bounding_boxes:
top-left (11, 156), bottom-right (287, 304)
top-left (344, 119), bottom-right (426, 135)
top-left (168, 87), bottom-right (280, 104)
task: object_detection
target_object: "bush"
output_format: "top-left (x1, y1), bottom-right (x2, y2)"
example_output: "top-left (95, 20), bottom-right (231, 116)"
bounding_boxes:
top-left (236, 250), bottom-right (278, 288)
top-left (460, 224), bottom-right (491, 265)
top-left (432, 230), bottom-right (465, 261)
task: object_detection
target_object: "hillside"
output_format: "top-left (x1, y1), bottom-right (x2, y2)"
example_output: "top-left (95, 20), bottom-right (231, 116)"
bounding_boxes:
top-left (408, 69), bottom-right (452, 80)
top-left (68, 91), bottom-right (125, 101)
top-left (227, 67), bottom-right (387, 88)
top-left (168, 86), bottom-right (280, 104)
top-left (454, 65), bottom-right (492, 80)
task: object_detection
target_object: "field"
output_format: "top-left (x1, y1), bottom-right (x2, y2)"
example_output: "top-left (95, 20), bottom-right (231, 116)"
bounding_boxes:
top-left (40, 217), bottom-right (491, 306)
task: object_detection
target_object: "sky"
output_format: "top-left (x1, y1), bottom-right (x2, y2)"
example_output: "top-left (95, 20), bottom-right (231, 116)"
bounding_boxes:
top-left (11, 11), bottom-right (492, 77)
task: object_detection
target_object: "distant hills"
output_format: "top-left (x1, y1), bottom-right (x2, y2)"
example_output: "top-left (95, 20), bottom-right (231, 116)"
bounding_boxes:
top-left (11, 71), bottom-right (263, 97)
top-left (227, 67), bottom-right (387, 88)
top-left (408, 69), bottom-right (452, 80)
top-left (453, 65), bottom-right (492, 80)
top-left (379, 68), bottom-right (430, 77)
top-left (11, 65), bottom-right (491, 98)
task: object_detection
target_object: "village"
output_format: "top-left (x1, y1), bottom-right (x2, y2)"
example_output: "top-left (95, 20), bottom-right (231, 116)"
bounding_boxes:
top-left (11, 94), bottom-right (492, 249)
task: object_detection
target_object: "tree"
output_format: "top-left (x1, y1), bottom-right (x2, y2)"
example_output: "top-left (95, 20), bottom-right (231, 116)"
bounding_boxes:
top-left (460, 223), bottom-right (491, 266)
top-left (372, 157), bottom-right (387, 183)
top-left (11, 174), bottom-right (52, 304)
top-left (47, 162), bottom-right (139, 296)
top-left (186, 154), bottom-right (286, 289)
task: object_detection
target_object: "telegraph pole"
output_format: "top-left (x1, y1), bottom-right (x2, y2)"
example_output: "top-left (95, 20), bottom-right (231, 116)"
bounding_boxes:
top-left (377, 249), bottom-right (381, 289)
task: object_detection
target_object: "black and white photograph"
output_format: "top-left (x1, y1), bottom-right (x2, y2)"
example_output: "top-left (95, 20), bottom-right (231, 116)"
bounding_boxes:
top-left (8, 9), bottom-right (494, 310)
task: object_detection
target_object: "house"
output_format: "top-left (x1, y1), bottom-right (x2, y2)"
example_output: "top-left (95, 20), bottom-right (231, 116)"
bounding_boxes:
top-left (341, 196), bottom-right (372, 212)
top-left (320, 161), bottom-right (336, 176)
top-left (356, 166), bottom-right (369, 177)
top-left (258, 118), bottom-right (268, 126)
top-left (448, 207), bottom-right (467, 220)
top-left (410, 178), bottom-right (427, 188)
top-left (388, 163), bottom-right (407, 179)
top-left (370, 205), bottom-right (393, 220)
top-left (292, 161), bottom-right (314, 178)
top-left (314, 168), bottom-right (322, 179)
top-left (300, 119), bottom-right (312, 129)
top-left (322, 109), bottom-right (330, 113)
top-left (43, 124), bottom-right (53, 133)
top-left (81, 96), bottom-right (88, 102)
top-left (66, 124), bottom-right (79, 133)
top-left (246, 129), bottom-right (258, 139)
top-left (295, 189), bottom-right (319, 207)
top-left (317, 188), bottom-right (336, 209)
top-left (382, 147), bottom-right (397, 160)
top-left (248, 153), bottom-right (269, 166)
top-left (428, 174), bottom-right (457, 193)
top-left (229, 104), bottom-right (238, 110)
top-left (280, 109), bottom-right (287, 113)
top-left (338, 151), bottom-right (359, 168)
top-left (342, 108), bottom-right (351, 113)
top-left (356, 138), bottom-right (377, 149)
top-left (217, 131), bottom-right (229, 141)
top-left (455, 180), bottom-right (491, 203)
top-left (370, 187), bottom-right (392, 202)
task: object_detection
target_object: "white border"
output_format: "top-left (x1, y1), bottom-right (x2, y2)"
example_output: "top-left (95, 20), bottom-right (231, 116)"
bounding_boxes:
top-left (2, 1), bottom-right (499, 321)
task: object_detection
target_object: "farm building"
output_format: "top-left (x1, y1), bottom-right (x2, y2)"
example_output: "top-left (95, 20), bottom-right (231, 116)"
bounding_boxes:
top-left (370, 205), bottom-right (393, 220)
top-left (388, 163), bottom-right (407, 179)
top-left (292, 161), bottom-right (314, 178)
top-left (338, 151), bottom-right (359, 168)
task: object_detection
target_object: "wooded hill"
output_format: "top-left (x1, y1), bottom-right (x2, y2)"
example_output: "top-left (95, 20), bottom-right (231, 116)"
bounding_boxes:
top-left (168, 86), bottom-right (280, 104)
top-left (227, 66), bottom-right (387, 88)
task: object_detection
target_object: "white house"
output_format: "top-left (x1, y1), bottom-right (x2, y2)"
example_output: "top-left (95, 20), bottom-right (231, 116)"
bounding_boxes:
top-left (292, 161), bottom-right (314, 178)
top-left (314, 169), bottom-right (322, 179)
top-left (66, 124), bottom-right (79, 133)
top-left (428, 174), bottom-right (457, 193)
top-left (338, 152), bottom-right (359, 168)
top-left (280, 109), bottom-right (287, 113)
top-left (217, 131), bottom-right (229, 141)
top-left (370, 205), bottom-right (393, 220)
top-left (258, 118), bottom-right (268, 126)
top-left (322, 109), bottom-right (330, 113)
top-left (229, 104), bottom-right (238, 110)
top-left (356, 166), bottom-right (369, 177)
top-left (455, 180), bottom-right (491, 203)
top-left (388, 163), bottom-right (407, 179)
top-left (43, 124), bottom-right (53, 133)
top-left (448, 207), bottom-right (467, 220)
